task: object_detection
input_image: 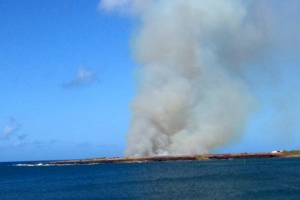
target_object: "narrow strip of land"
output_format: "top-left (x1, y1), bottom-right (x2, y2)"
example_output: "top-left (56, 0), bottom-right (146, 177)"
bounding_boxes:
top-left (43, 151), bottom-right (300, 165)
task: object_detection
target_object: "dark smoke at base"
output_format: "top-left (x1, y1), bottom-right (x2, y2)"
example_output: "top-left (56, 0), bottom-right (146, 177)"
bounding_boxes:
top-left (99, 0), bottom-right (299, 157)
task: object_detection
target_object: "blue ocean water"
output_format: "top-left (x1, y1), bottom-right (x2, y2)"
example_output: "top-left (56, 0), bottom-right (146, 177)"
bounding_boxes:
top-left (1, 157), bottom-right (300, 199)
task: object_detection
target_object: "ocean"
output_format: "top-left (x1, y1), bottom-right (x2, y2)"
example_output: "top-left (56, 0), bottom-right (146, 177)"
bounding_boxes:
top-left (1, 157), bottom-right (300, 199)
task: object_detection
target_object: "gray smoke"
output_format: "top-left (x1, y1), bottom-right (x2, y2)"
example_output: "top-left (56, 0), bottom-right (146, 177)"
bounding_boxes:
top-left (100, 0), bottom-right (272, 157)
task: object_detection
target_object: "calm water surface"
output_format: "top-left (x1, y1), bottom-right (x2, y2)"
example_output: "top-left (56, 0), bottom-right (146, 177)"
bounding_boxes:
top-left (1, 157), bottom-right (300, 199)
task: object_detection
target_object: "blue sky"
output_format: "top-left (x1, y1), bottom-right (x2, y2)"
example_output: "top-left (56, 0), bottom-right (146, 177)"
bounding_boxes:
top-left (1, 1), bottom-right (300, 161)
top-left (0, 0), bottom-right (136, 161)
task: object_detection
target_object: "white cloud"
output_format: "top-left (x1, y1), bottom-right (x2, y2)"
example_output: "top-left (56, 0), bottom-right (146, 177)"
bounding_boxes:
top-left (1, 119), bottom-right (21, 140)
top-left (63, 66), bottom-right (98, 89)
top-left (12, 140), bottom-right (24, 147)
top-left (98, 0), bottom-right (154, 14)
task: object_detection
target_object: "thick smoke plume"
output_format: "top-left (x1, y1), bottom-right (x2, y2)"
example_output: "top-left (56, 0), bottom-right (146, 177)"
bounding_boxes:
top-left (100, 0), bottom-right (272, 157)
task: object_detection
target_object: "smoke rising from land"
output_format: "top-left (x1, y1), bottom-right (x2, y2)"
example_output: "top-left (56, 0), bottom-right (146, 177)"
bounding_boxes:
top-left (100, 0), bottom-right (293, 156)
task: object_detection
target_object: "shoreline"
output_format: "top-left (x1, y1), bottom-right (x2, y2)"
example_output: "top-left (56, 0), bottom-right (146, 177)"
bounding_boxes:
top-left (41, 152), bottom-right (299, 165)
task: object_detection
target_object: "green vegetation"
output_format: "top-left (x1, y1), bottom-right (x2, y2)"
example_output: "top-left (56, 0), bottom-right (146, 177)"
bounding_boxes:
top-left (196, 156), bottom-right (209, 160)
top-left (282, 150), bottom-right (300, 156)
top-left (91, 157), bottom-right (107, 160)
